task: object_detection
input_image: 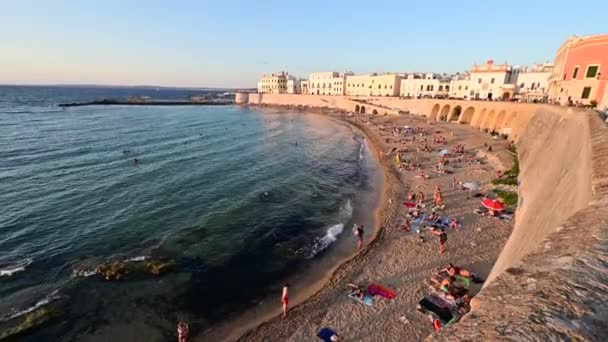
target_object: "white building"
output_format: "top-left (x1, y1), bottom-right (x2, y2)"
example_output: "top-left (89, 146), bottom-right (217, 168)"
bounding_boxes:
top-left (287, 77), bottom-right (302, 94)
top-left (449, 74), bottom-right (472, 100)
top-left (469, 60), bottom-right (517, 100)
top-left (514, 63), bottom-right (553, 102)
top-left (400, 73), bottom-right (451, 98)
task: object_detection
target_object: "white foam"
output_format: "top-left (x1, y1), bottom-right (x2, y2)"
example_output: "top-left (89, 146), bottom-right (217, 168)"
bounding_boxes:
top-left (0, 258), bottom-right (32, 277)
top-left (1, 290), bottom-right (60, 322)
top-left (358, 140), bottom-right (365, 161)
top-left (308, 223), bottom-right (344, 258)
top-left (125, 255), bottom-right (148, 262)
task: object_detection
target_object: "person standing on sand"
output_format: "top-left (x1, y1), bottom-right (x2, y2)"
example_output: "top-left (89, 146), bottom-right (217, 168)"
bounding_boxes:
top-left (177, 321), bottom-right (188, 342)
top-left (431, 227), bottom-right (447, 254)
top-left (282, 284), bottom-right (289, 318)
top-left (353, 224), bottom-right (364, 250)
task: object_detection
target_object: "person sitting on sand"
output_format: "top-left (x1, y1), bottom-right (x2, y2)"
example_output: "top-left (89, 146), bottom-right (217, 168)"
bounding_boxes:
top-left (408, 192), bottom-right (416, 201)
top-left (449, 218), bottom-right (460, 231)
top-left (445, 263), bottom-right (478, 281)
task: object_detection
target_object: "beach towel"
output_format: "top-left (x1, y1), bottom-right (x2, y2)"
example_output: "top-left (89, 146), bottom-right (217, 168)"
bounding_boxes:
top-left (417, 297), bottom-right (456, 324)
top-left (317, 328), bottom-right (338, 342)
top-left (368, 284), bottom-right (396, 299)
top-left (348, 293), bottom-right (374, 306)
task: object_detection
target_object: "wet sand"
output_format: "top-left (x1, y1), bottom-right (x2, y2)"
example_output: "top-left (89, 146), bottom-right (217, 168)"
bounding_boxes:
top-left (235, 110), bottom-right (514, 342)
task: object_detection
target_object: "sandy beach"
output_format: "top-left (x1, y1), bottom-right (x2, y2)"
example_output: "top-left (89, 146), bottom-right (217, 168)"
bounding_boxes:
top-left (235, 108), bottom-right (515, 342)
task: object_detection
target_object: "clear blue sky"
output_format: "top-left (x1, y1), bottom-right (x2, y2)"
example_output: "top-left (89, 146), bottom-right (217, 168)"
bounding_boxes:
top-left (1, 0), bottom-right (606, 88)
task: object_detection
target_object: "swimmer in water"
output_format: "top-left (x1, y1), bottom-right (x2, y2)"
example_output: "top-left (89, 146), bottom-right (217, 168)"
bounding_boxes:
top-left (133, 158), bottom-right (139, 166)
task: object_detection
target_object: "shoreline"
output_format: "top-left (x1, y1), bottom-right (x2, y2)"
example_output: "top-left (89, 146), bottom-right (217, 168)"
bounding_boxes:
top-left (236, 104), bottom-right (514, 341)
top-left (196, 107), bottom-right (389, 342)
top-left (224, 105), bottom-right (402, 341)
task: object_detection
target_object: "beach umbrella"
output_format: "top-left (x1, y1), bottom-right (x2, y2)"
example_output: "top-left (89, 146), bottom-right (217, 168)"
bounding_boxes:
top-left (462, 182), bottom-right (480, 191)
top-left (438, 149), bottom-right (449, 156)
top-left (482, 198), bottom-right (505, 212)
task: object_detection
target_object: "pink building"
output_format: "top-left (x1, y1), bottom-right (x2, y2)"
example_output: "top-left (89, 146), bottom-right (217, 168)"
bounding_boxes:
top-left (549, 34), bottom-right (608, 108)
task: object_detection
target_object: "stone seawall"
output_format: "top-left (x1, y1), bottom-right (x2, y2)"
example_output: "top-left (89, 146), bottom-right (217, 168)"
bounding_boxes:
top-left (241, 93), bottom-right (607, 340)
top-left (433, 111), bottom-right (607, 341)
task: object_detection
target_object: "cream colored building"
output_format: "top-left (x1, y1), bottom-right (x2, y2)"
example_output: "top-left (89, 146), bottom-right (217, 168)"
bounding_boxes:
top-left (309, 72), bottom-right (339, 95)
top-left (258, 72), bottom-right (289, 94)
top-left (468, 60), bottom-right (518, 100)
top-left (301, 80), bottom-right (309, 95)
top-left (345, 73), bottom-right (403, 97)
top-left (514, 63), bottom-right (553, 102)
top-left (449, 74), bottom-right (472, 100)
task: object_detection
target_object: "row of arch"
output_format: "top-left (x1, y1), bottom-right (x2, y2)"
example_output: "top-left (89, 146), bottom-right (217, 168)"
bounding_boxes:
top-left (428, 103), bottom-right (518, 133)
top-left (355, 104), bottom-right (381, 115)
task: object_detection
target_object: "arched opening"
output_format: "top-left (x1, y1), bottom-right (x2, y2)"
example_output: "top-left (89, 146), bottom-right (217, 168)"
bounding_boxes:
top-left (502, 92), bottom-right (511, 101)
top-left (481, 109), bottom-right (496, 130)
top-left (493, 110), bottom-right (507, 130)
top-left (439, 105), bottom-right (450, 121)
top-left (372, 109), bottom-right (378, 115)
top-left (355, 104), bottom-right (360, 113)
top-left (471, 108), bottom-right (487, 128)
top-left (448, 105), bottom-right (462, 121)
top-left (459, 106), bottom-right (475, 124)
top-left (316, 90), bottom-right (320, 95)
top-left (429, 103), bottom-right (441, 120)
top-left (360, 106), bottom-right (366, 114)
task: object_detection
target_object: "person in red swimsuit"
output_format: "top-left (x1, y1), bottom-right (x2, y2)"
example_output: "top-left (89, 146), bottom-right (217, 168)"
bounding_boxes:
top-left (282, 284), bottom-right (289, 318)
top-left (177, 321), bottom-right (188, 342)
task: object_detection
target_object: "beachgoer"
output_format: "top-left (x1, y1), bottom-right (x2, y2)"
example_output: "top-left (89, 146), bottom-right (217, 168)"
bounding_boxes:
top-left (282, 284), bottom-right (289, 317)
top-left (330, 334), bottom-right (344, 341)
top-left (431, 227), bottom-right (447, 254)
top-left (177, 321), bottom-right (188, 342)
top-left (354, 225), bottom-right (364, 250)
top-left (449, 218), bottom-right (459, 231)
top-left (446, 263), bottom-right (479, 281)
top-left (451, 177), bottom-right (457, 190)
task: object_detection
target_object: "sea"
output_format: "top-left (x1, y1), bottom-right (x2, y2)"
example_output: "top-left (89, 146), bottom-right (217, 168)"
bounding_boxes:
top-left (0, 86), bottom-right (383, 341)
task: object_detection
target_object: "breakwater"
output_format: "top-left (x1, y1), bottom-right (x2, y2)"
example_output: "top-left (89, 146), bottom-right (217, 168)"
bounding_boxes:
top-left (58, 99), bottom-right (233, 107)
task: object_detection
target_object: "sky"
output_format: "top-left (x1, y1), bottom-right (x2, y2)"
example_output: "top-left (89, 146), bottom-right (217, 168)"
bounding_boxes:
top-left (1, 0), bottom-right (607, 88)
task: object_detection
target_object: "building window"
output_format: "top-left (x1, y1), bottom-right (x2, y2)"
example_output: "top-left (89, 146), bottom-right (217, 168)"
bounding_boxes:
top-left (477, 78), bottom-right (482, 84)
top-left (563, 73), bottom-right (567, 80)
top-left (581, 87), bottom-right (592, 99)
top-left (520, 83), bottom-right (524, 88)
top-left (446, 86), bottom-right (449, 91)
top-left (458, 86), bottom-right (462, 90)
top-left (586, 65), bottom-right (599, 78)
top-left (438, 85), bottom-right (443, 91)
top-left (378, 85), bottom-right (381, 89)
top-left (572, 66), bottom-right (579, 79)
top-left (465, 86), bottom-right (468, 90)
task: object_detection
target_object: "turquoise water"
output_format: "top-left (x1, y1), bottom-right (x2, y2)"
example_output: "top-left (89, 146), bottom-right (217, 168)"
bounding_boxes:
top-left (0, 86), bottom-right (382, 340)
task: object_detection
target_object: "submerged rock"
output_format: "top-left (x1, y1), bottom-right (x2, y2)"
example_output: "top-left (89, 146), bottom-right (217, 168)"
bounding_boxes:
top-left (0, 307), bottom-right (55, 341)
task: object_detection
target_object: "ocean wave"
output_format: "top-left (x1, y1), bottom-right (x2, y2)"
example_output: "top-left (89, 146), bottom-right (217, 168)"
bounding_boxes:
top-left (0, 290), bottom-right (61, 322)
top-left (358, 139), bottom-right (365, 161)
top-left (0, 258), bottom-right (33, 277)
top-left (307, 199), bottom-right (353, 258)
